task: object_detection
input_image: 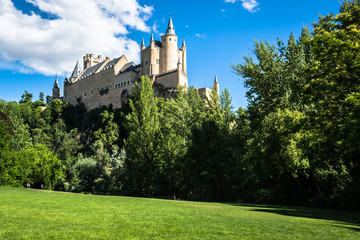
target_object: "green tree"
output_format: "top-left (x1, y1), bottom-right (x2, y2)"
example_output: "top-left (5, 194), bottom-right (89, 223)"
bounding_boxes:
top-left (124, 76), bottom-right (161, 196)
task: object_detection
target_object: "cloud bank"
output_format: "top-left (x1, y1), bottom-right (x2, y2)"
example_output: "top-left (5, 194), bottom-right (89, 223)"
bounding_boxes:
top-left (225, 0), bottom-right (260, 13)
top-left (0, 0), bottom-right (153, 76)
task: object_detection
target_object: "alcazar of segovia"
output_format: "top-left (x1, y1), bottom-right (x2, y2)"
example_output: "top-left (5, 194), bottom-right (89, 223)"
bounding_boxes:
top-left (52, 15), bottom-right (219, 110)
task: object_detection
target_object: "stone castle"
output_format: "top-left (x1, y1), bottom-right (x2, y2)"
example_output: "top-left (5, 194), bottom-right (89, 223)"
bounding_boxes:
top-left (52, 15), bottom-right (218, 109)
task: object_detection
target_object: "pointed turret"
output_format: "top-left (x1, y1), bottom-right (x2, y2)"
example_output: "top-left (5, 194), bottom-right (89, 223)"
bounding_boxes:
top-left (160, 15), bottom-right (179, 73)
top-left (70, 61), bottom-right (81, 80)
top-left (150, 33), bottom-right (155, 49)
top-left (52, 75), bottom-right (61, 99)
top-left (53, 75), bottom-right (60, 89)
top-left (213, 74), bottom-right (220, 96)
top-left (141, 38), bottom-right (145, 51)
top-left (165, 14), bottom-right (176, 35)
top-left (182, 39), bottom-right (187, 74)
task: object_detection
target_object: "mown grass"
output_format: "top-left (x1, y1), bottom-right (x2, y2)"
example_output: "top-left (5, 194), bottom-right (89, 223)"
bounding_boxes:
top-left (0, 187), bottom-right (359, 239)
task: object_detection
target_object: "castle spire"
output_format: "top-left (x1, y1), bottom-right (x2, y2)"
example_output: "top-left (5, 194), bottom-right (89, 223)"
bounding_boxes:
top-left (54, 75), bottom-right (60, 88)
top-left (165, 14), bottom-right (176, 35)
top-left (150, 33), bottom-right (154, 42)
top-left (182, 39), bottom-right (186, 47)
top-left (214, 74), bottom-right (218, 83)
top-left (71, 60), bottom-right (81, 79)
top-left (141, 38), bottom-right (145, 51)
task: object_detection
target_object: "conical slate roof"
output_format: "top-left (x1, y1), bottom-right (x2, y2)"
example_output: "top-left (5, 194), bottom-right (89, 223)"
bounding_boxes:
top-left (71, 61), bottom-right (81, 79)
top-left (53, 75), bottom-right (60, 89)
top-left (165, 14), bottom-right (176, 35)
top-left (214, 75), bottom-right (218, 83)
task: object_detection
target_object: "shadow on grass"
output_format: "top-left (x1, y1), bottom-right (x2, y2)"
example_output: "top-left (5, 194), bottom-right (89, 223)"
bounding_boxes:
top-left (229, 203), bottom-right (360, 229)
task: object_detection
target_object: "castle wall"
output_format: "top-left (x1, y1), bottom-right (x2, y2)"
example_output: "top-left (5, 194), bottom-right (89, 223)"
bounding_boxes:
top-left (154, 69), bottom-right (187, 89)
top-left (64, 58), bottom-right (137, 110)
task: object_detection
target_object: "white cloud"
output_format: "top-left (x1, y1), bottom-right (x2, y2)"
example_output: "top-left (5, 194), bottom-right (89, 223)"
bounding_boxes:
top-left (224, 0), bottom-right (259, 13)
top-left (195, 33), bottom-right (207, 39)
top-left (0, 0), bottom-right (153, 76)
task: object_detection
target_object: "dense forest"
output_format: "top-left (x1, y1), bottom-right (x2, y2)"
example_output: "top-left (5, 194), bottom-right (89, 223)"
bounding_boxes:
top-left (1, 0), bottom-right (360, 209)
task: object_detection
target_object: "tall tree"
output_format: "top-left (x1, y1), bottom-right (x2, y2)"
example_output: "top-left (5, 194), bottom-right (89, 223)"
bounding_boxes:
top-left (124, 76), bottom-right (161, 196)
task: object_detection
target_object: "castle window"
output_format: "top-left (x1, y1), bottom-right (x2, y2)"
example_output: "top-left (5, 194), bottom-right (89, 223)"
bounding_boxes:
top-left (156, 59), bottom-right (159, 64)
top-left (84, 92), bottom-right (86, 97)
top-left (127, 81), bottom-right (130, 85)
top-left (69, 98), bottom-right (71, 102)
top-left (91, 89), bottom-right (93, 95)
top-left (146, 60), bottom-right (148, 65)
top-left (110, 85), bottom-right (112, 89)
top-left (169, 38), bottom-right (171, 41)
top-left (124, 82), bottom-right (126, 87)
top-left (121, 83), bottom-right (123, 87)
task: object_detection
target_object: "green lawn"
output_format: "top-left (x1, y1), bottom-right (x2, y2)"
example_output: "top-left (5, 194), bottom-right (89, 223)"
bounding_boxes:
top-left (0, 187), bottom-right (359, 239)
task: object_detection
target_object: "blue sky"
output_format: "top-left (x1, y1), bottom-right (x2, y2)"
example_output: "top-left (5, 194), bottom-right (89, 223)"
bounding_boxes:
top-left (0, 0), bottom-right (342, 109)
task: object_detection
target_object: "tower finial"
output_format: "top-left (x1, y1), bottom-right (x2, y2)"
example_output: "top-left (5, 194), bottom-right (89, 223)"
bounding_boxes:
top-left (150, 33), bottom-right (154, 42)
top-left (214, 74), bottom-right (218, 83)
top-left (141, 38), bottom-right (145, 46)
top-left (165, 14), bottom-right (176, 35)
top-left (182, 39), bottom-right (186, 47)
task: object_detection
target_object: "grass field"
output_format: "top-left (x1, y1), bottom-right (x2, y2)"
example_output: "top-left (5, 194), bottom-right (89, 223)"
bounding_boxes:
top-left (0, 187), bottom-right (359, 239)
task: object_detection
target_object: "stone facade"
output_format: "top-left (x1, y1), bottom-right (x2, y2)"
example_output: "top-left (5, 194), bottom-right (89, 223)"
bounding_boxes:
top-left (55, 15), bottom-right (217, 110)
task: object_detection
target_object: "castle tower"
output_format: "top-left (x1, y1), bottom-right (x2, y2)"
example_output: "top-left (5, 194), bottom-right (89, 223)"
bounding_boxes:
top-left (52, 75), bottom-right (60, 99)
top-left (140, 38), bottom-right (145, 76)
top-left (150, 33), bottom-right (155, 75)
top-left (182, 39), bottom-right (187, 74)
top-left (160, 15), bottom-right (178, 73)
top-left (213, 75), bottom-right (220, 96)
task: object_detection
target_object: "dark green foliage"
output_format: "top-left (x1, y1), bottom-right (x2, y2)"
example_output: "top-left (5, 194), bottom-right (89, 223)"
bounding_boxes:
top-left (231, 0), bottom-right (360, 209)
top-left (124, 76), bottom-right (161, 196)
top-left (71, 157), bottom-right (102, 192)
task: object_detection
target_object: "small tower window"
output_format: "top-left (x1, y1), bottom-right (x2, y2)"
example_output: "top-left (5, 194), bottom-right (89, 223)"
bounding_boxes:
top-left (84, 92), bottom-right (87, 97)
top-left (146, 60), bottom-right (148, 65)
top-left (156, 59), bottom-right (159, 64)
top-left (169, 38), bottom-right (171, 41)
top-left (127, 81), bottom-right (130, 85)
top-left (91, 89), bottom-right (93, 95)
